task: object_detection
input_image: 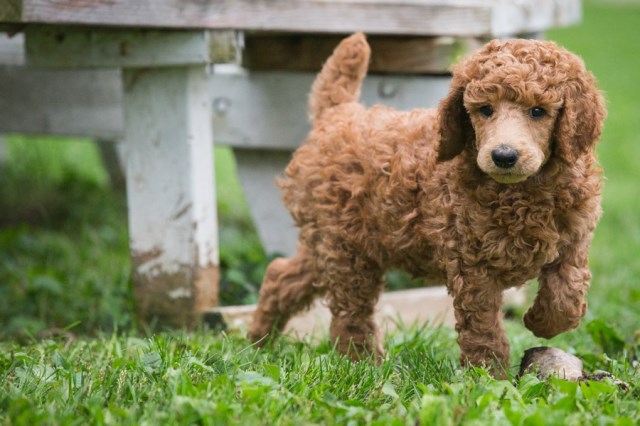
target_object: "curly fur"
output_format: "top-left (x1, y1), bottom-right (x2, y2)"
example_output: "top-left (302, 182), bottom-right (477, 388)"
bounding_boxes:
top-left (250, 33), bottom-right (606, 374)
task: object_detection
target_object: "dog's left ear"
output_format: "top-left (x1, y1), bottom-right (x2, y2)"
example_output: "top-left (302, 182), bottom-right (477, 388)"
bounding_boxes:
top-left (553, 70), bottom-right (606, 163)
top-left (437, 75), bottom-right (474, 162)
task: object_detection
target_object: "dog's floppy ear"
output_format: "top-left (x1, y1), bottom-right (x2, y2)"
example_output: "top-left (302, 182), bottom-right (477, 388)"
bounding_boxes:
top-left (553, 69), bottom-right (606, 163)
top-left (437, 76), bottom-right (474, 162)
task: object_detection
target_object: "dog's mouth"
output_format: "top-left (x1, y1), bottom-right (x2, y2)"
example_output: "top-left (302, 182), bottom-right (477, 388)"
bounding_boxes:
top-left (489, 172), bottom-right (529, 184)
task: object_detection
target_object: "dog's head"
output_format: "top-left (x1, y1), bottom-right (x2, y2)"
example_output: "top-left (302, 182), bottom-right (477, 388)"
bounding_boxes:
top-left (437, 39), bottom-right (606, 184)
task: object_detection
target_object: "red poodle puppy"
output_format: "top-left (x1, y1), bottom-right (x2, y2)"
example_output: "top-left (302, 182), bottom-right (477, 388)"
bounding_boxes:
top-left (250, 33), bottom-right (606, 374)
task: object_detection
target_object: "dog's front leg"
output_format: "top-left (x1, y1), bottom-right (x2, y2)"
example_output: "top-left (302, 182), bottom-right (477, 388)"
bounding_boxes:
top-left (524, 240), bottom-right (591, 339)
top-left (451, 271), bottom-right (510, 377)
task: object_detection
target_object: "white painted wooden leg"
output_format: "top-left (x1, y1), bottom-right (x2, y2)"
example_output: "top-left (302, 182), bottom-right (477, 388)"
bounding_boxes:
top-left (0, 135), bottom-right (6, 166)
top-left (233, 148), bottom-right (298, 257)
top-left (122, 66), bottom-right (219, 327)
top-left (97, 140), bottom-right (126, 190)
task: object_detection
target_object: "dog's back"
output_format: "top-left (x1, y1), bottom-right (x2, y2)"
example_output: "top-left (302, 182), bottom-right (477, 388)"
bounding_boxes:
top-left (281, 34), bottom-right (444, 267)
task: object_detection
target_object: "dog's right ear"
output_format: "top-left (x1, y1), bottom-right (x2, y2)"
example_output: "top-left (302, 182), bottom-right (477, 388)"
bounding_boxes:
top-left (437, 77), bottom-right (473, 162)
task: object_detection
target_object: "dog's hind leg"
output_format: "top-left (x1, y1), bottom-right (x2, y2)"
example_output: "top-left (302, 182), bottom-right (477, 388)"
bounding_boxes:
top-left (249, 246), bottom-right (322, 345)
top-left (324, 257), bottom-right (386, 364)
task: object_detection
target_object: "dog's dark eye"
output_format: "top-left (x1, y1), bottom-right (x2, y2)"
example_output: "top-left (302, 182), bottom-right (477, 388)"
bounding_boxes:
top-left (479, 105), bottom-right (494, 118)
top-left (529, 107), bottom-right (546, 119)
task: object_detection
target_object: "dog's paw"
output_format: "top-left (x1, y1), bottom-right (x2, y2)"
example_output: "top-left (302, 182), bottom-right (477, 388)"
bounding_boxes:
top-left (523, 308), bottom-right (579, 339)
top-left (330, 318), bottom-right (385, 365)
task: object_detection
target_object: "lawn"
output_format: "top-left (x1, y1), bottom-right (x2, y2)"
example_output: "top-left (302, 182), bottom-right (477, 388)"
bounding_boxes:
top-left (2, 1), bottom-right (640, 424)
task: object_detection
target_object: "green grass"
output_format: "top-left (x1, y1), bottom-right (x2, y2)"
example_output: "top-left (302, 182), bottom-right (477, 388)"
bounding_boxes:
top-left (2, 327), bottom-right (639, 425)
top-left (2, 0), bottom-right (640, 423)
top-left (0, 137), bottom-right (134, 338)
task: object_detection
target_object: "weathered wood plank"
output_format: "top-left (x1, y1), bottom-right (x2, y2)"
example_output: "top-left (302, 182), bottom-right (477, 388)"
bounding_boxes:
top-left (213, 286), bottom-right (527, 339)
top-left (211, 69), bottom-right (451, 150)
top-left (25, 27), bottom-right (239, 68)
top-left (0, 67), bottom-right (450, 148)
top-left (18, 0), bottom-right (581, 37)
top-left (0, 66), bottom-right (123, 140)
top-left (123, 66), bottom-right (219, 327)
top-left (244, 35), bottom-right (484, 73)
top-left (0, 70), bottom-right (447, 145)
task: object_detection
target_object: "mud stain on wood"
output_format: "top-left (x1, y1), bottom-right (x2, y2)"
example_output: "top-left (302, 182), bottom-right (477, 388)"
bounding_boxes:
top-left (131, 250), bottom-right (219, 329)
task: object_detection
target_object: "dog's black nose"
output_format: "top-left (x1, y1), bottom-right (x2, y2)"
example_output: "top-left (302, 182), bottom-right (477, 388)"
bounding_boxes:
top-left (491, 145), bottom-right (519, 169)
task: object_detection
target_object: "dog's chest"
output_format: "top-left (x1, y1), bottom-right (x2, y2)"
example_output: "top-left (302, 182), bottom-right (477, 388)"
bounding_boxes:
top-left (461, 194), bottom-right (561, 282)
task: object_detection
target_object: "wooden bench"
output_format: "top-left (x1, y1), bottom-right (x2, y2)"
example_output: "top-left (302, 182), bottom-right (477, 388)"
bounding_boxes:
top-left (0, 0), bottom-right (581, 333)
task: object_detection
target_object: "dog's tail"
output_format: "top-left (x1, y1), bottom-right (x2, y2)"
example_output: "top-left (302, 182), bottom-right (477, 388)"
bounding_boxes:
top-left (308, 32), bottom-right (371, 124)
